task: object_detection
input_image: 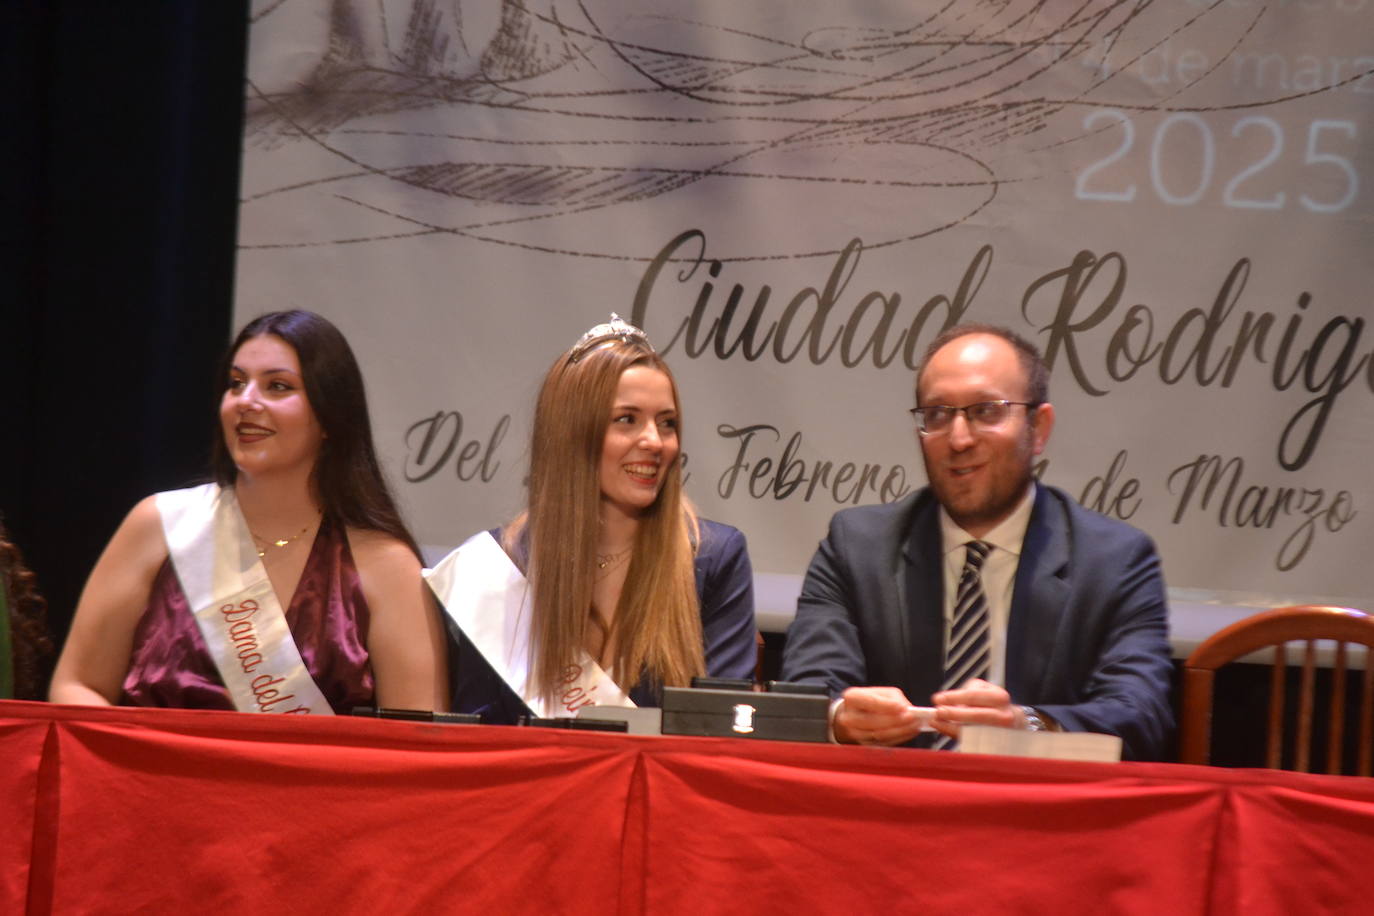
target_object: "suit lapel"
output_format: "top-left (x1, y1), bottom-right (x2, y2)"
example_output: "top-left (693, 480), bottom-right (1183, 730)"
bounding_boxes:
top-left (900, 495), bottom-right (946, 704)
top-left (1005, 486), bottom-right (1070, 699)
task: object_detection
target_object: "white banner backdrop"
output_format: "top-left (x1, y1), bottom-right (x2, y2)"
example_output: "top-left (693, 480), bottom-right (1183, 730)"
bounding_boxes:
top-left (236, 0), bottom-right (1374, 632)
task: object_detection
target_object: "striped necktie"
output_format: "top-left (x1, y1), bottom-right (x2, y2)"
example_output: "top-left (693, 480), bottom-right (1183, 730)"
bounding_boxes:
top-left (931, 540), bottom-right (991, 751)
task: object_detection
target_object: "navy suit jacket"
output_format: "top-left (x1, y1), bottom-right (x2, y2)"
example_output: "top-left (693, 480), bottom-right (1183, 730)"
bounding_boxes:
top-left (780, 484), bottom-right (1174, 761)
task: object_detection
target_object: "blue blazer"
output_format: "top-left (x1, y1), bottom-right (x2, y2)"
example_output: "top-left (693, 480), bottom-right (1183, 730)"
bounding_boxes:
top-left (448, 519), bottom-right (757, 723)
top-left (781, 484), bottom-right (1174, 761)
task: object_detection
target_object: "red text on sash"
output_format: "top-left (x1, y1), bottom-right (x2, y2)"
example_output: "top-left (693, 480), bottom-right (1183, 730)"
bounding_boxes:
top-left (219, 600), bottom-right (311, 714)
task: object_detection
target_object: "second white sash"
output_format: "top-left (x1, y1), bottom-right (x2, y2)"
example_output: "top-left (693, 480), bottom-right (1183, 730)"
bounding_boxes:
top-left (425, 531), bottom-right (634, 718)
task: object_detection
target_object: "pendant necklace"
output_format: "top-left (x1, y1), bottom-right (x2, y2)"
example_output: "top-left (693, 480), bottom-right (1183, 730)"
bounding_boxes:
top-left (596, 547), bottom-right (629, 570)
top-left (251, 518), bottom-right (318, 558)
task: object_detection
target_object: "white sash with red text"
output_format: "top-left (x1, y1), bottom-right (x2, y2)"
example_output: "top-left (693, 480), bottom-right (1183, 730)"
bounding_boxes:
top-left (157, 484), bottom-right (334, 716)
top-left (424, 530), bottom-right (634, 718)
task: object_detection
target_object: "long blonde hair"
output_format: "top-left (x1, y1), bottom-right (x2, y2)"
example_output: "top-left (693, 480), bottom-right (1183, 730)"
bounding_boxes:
top-left (505, 337), bottom-right (704, 706)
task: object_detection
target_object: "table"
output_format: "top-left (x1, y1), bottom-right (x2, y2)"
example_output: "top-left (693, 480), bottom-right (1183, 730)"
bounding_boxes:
top-left (7, 700), bottom-right (1373, 915)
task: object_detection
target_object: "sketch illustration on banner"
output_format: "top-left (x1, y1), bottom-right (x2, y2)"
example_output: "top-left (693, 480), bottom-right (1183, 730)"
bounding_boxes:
top-left (237, 0), bottom-right (1374, 619)
top-left (241, 0), bottom-right (1363, 261)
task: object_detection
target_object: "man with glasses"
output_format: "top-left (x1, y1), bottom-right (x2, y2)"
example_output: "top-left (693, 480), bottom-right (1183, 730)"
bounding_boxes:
top-left (781, 324), bottom-right (1173, 760)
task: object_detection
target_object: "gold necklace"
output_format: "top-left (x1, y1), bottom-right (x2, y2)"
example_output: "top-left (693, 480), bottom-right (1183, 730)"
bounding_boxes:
top-left (595, 547), bottom-right (630, 571)
top-left (250, 520), bottom-right (316, 558)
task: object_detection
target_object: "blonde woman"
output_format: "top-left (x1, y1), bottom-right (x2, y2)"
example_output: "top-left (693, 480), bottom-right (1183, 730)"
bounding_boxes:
top-left (428, 316), bottom-right (755, 721)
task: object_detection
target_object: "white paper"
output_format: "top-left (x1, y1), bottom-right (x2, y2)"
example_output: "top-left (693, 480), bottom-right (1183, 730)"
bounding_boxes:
top-left (957, 725), bottom-right (1123, 763)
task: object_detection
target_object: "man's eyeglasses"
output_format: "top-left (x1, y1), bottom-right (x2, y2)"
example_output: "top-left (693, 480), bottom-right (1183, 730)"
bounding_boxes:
top-left (909, 400), bottom-right (1038, 436)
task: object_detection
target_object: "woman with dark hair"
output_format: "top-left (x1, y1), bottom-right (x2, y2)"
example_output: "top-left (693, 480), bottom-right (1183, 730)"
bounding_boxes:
top-left (50, 310), bottom-right (447, 713)
top-left (426, 315), bottom-right (755, 721)
top-left (1, 519), bottom-right (54, 700)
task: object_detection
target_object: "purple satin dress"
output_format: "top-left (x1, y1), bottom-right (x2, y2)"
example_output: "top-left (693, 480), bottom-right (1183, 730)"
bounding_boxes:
top-left (120, 516), bottom-right (375, 713)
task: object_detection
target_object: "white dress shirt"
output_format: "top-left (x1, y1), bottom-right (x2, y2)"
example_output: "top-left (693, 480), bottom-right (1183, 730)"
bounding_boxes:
top-left (937, 484), bottom-right (1036, 689)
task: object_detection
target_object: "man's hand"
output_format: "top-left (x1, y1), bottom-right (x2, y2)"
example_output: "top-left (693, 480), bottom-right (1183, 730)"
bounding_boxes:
top-left (833, 686), bottom-right (931, 745)
top-left (929, 678), bottom-right (1023, 738)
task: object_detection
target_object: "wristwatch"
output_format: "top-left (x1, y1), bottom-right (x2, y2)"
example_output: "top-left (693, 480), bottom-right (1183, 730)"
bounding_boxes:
top-left (1020, 706), bottom-right (1050, 732)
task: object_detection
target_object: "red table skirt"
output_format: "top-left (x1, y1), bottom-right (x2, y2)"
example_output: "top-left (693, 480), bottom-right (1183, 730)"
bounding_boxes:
top-left (6, 700), bottom-right (1373, 915)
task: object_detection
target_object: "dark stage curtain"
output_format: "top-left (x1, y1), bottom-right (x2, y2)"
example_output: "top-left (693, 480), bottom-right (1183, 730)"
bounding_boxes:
top-left (1, 2), bottom-right (248, 689)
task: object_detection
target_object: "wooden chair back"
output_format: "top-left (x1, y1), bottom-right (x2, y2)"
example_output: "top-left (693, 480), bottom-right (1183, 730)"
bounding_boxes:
top-left (1180, 605), bottom-right (1374, 775)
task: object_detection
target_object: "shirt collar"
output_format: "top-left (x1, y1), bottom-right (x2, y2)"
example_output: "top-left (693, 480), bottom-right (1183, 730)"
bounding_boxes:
top-left (939, 482), bottom-right (1037, 559)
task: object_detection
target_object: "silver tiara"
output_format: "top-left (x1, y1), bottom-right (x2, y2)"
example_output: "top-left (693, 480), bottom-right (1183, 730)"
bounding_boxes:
top-left (568, 313), bottom-right (654, 362)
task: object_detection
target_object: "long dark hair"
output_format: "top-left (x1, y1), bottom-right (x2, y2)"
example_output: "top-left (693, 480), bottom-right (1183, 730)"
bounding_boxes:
top-left (211, 310), bottom-right (421, 559)
top-left (1, 519), bottom-right (53, 700)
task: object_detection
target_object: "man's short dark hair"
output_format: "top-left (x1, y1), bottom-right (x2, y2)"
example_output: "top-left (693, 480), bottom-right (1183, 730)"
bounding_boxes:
top-left (915, 323), bottom-right (1049, 406)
